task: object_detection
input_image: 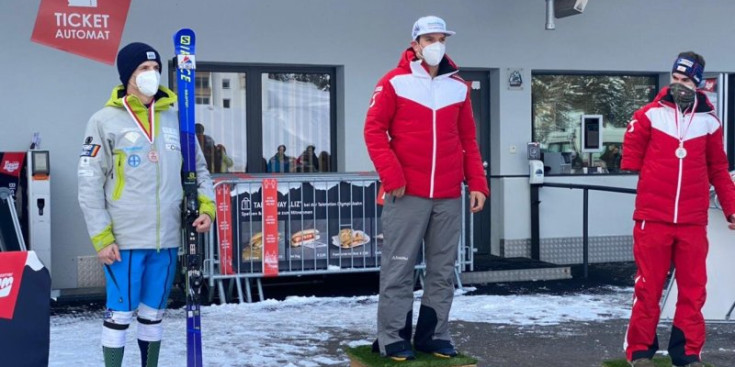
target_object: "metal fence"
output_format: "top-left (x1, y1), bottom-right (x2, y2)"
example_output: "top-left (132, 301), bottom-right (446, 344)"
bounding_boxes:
top-left (202, 173), bottom-right (474, 304)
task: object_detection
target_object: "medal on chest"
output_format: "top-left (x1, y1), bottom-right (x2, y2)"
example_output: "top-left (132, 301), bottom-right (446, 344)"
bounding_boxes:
top-left (148, 150), bottom-right (159, 163)
top-left (675, 144), bottom-right (687, 159)
top-left (673, 99), bottom-right (698, 160)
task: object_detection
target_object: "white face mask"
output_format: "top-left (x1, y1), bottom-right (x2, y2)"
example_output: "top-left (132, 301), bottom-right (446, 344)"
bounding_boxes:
top-left (420, 42), bottom-right (445, 66)
top-left (135, 70), bottom-right (160, 97)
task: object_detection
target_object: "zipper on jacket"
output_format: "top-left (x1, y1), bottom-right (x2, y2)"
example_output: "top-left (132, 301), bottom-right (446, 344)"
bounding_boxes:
top-left (673, 154), bottom-right (684, 223)
top-left (672, 108), bottom-right (685, 224)
top-left (154, 146), bottom-right (161, 251)
top-left (112, 150), bottom-right (127, 201)
top-left (429, 80), bottom-right (437, 198)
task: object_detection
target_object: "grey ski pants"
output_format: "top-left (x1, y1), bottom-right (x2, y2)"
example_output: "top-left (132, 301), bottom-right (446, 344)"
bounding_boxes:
top-left (377, 194), bottom-right (461, 353)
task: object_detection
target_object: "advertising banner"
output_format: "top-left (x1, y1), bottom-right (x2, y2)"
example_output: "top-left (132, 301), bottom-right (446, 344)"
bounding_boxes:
top-left (701, 77), bottom-right (718, 116)
top-left (31, 0), bottom-right (132, 65)
top-left (0, 251), bottom-right (28, 320)
top-left (224, 180), bottom-right (383, 273)
top-left (0, 152), bottom-right (26, 201)
top-left (0, 251), bottom-right (51, 367)
top-left (215, 184), bottom-right (234, 275)
top-left (262, 179), bottom-right (279, 277)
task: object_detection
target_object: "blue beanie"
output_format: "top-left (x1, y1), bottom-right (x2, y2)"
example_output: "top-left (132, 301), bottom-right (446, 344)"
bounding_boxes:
top-left (116, 42), bottom-right (162, 87)
top-left (672, 55), bottom-right (704, 87)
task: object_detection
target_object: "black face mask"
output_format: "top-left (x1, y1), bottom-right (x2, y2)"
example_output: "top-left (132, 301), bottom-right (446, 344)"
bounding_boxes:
top-left (669, 83), bottom-right (696, 109)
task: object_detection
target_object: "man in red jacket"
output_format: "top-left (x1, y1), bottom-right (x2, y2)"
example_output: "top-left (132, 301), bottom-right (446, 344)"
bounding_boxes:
top-left (364, 15), bottom-right (489, 361)
top-left (622, 51), bottom-right (735, 367)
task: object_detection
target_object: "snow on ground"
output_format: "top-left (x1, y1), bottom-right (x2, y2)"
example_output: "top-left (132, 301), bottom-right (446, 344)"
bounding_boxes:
top-left (50, 287), bottom-right (633, 367)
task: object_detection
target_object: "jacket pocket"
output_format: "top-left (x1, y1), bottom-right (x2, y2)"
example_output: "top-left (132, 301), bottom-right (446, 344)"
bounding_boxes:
top-left (112, 151), bottom-right (127, 201)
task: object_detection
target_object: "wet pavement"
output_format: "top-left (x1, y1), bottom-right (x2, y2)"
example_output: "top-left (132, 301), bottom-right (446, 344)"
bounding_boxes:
top-left (52, 262), bottom-right (735, 366)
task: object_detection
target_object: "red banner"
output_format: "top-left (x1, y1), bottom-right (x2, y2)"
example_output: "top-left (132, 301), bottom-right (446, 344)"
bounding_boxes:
top-left (215, 183), bottom-right (234, 275)
top-left (0, 153), bottom-right (26, 178)
top-left (31, 0), bottom-right (132, 65)
top-left (0, 252), bottom-right (28, 320)
top-left (262, 179), bottom-right (279, 277)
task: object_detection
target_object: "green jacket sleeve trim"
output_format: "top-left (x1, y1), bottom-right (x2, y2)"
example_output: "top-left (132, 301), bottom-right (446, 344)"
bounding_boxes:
top-left (198, 194), bottom-right (216, 221)
top-left (92, 226), bottom-right (116, 252)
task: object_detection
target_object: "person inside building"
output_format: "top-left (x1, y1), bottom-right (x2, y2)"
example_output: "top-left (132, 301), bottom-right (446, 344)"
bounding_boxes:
top-left (267, 144), bottom-right (291, 173)
top-left (599, 144), bottom-right (621, 173)
top-left (214, 144), bottom-right (233, 173)
top-left (77, 42), bottom-right (216, 367)
top-left (363, 15), bottom-right (489, 361)
top-left (296, 145), bottom-right (319, 172)
top-left (195, 123), bottom-right (216, 172)
top-left (622, 51), bottom-right (735, 367)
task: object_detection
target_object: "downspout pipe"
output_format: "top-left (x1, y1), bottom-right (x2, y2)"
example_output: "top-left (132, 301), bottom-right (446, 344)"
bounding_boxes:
top-left (546, 0), bottom-right (556, 30)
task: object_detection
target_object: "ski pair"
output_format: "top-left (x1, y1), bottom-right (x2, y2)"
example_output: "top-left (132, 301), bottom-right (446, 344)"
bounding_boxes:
top-left (174, 28), bottom-right (203, 367)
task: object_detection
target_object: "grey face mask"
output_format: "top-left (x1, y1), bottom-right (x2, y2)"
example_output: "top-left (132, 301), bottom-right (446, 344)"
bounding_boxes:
top-left (669, 83), bottom-right (696, 109)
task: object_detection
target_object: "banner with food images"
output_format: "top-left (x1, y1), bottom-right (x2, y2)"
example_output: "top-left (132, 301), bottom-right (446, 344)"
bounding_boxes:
top-left (228, 180), bottom-right (383, 273)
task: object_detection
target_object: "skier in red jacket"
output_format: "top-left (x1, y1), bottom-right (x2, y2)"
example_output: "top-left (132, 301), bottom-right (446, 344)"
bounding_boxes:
top-left (622, 51), bottom-right (735, 367)
top-left (364, 15), bottom-right (489, 361)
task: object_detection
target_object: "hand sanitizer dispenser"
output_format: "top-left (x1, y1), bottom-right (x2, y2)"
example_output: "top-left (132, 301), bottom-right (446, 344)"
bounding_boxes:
top-left (529, 160), bottom-right (544, 184)
top-left (527, 142), bottom-right (544, 184)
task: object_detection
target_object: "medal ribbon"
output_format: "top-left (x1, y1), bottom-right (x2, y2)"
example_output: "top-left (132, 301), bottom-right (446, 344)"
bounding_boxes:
top-left (123, 96), bottom-right (155, 144)
top-left (673, 96), bottom-right (698, 152)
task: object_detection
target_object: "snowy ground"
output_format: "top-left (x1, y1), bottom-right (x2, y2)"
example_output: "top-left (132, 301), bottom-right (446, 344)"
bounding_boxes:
top-left (50, 286), bottom-right (633, 367)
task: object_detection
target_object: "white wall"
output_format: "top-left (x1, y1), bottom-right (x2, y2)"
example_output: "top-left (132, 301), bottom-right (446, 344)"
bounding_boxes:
top-left (2, 0), bottom-right (735, 288)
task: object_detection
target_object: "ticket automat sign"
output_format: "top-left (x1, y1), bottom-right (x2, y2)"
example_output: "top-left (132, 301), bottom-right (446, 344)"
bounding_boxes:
top-left (31, 0), bottom-right (132, 65)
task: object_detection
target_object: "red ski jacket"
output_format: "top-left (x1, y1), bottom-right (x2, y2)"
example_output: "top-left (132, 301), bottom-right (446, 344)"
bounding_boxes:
top-left (622, 86), bottom-right (735, 225)
top-left (364, 48), bottom-right (489, 199)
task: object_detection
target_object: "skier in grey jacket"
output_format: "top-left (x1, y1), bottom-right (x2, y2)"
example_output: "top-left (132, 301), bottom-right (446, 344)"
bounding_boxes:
top-left (77, 42), bottom-right (216, 367)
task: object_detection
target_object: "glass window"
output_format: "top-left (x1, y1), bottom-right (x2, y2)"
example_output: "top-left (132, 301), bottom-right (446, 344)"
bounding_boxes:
top-left (532, 74), bottom-right (658, 174)
top-left (262, 73), bottom-right (332, 173)
top-left (195, 74), bottom-right (210, 89)
top-left (195, 72), bottom-right (247, 174)
top-left (169, 63), bottom-right (337, 174)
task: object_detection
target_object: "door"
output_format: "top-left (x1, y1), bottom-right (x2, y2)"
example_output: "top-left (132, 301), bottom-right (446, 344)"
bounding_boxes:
top-left (458, 69), bottom-right (491, 256)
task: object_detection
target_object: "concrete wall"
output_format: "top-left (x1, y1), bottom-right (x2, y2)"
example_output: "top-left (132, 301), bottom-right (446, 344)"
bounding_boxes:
top-left (2, 0), bottom-right (734, 288)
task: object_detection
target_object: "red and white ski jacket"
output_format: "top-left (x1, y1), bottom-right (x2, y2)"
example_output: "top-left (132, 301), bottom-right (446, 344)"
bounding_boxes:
top-left (364, 48), bottom-right (489, 199)
top-left (622, 86), bottom-right (735, 225)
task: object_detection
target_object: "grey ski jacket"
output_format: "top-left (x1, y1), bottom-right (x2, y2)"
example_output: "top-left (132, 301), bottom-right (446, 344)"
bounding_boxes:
top-left (78, 85), bottom-right (216, 252)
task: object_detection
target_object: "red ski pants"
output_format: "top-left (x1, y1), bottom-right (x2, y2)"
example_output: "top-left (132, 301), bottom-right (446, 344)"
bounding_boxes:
top-left (625, 220), bottom-right (708, 365)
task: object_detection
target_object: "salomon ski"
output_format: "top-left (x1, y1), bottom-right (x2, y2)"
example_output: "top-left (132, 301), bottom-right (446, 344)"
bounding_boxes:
top-left (173, 28), bottom-right (203, 367)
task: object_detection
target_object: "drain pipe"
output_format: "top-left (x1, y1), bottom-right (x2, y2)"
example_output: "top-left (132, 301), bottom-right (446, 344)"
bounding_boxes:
top-left (545, 0), bottom-right (556, 30)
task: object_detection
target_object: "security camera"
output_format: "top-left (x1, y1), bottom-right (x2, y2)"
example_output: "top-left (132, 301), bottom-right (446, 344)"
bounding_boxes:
top-left (555, 0), bottom-right (588, 18)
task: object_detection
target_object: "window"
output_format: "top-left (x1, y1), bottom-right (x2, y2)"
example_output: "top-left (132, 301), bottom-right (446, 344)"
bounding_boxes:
top-left (169, 62), bottom-right (337, 174)
top-left (532, 74), bottom-right (658, 174)
top-left (195, 73), bottom-right (211, 106)
top-left (262, 73), bottom-right (332, 173)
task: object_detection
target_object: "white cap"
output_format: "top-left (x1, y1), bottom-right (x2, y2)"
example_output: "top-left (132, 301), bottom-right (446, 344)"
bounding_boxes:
top-left (411, 15), bottom-right (455, 40)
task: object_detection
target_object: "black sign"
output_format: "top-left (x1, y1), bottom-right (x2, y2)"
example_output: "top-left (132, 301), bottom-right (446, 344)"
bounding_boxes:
top-left (230, 181), bottom-right (383, 272)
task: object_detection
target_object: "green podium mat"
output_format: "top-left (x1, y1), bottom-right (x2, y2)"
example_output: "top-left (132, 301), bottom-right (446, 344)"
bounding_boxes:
top-left (602, 357), bottom-right (713, 367)
top-left (345, 345), bottom-right (478, 367)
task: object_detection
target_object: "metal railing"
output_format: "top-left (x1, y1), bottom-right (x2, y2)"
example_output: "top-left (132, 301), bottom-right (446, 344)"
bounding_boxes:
top-left (203, 173), bottom-right (474, 303)
top-left (531, 182), bottom-right (636, 277)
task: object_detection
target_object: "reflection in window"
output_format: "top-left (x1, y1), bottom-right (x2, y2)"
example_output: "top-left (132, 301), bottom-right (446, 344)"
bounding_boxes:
top-left (195, 72), bottom-right (247, 173)
top-left (222, 78), bottom-right (230, 89)
top-left (532, 74), bottom-right (657, 174)
top-left (262, 73), bottom-right (332, 173)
